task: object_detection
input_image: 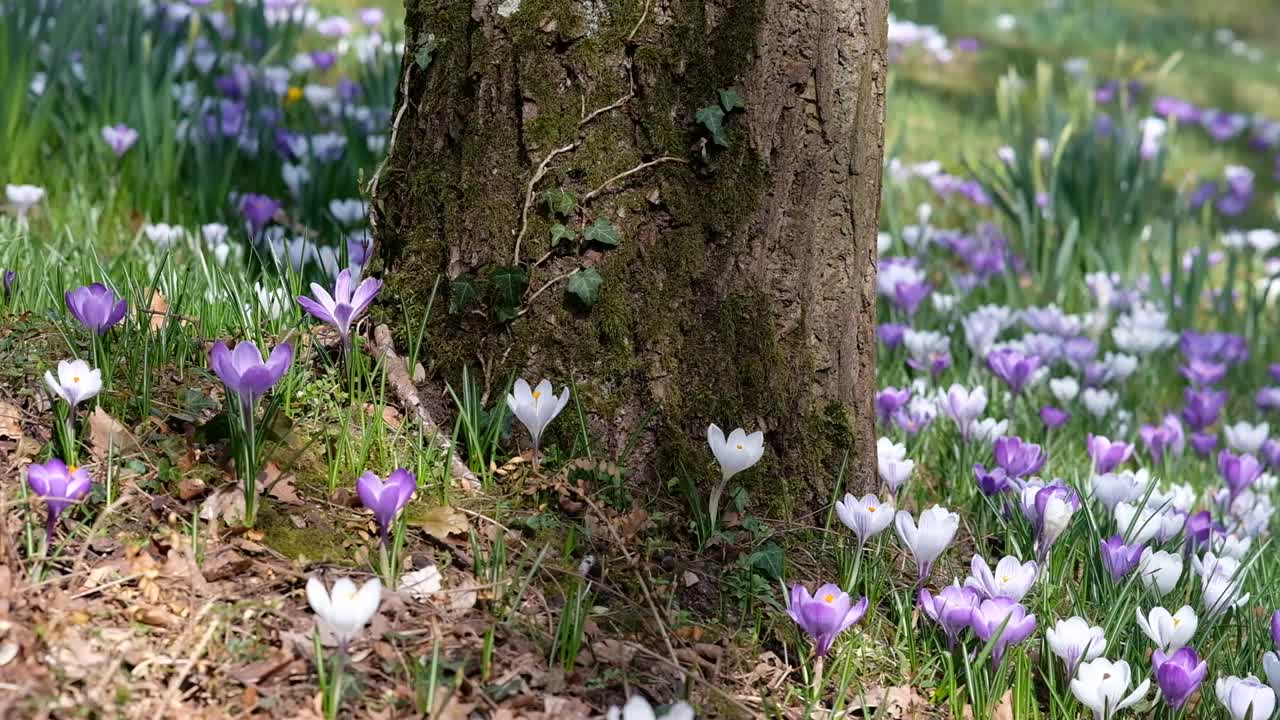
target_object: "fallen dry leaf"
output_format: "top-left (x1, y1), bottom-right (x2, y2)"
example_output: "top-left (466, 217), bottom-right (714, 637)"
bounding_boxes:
top-left (147, 291), bottom-right (170, 331)
top-left (0, 400), bottom-right (22, 440)
top-left (412, 505), bottom-right (469, 541)
top-left (400, 565), bottom-right (442, 601)
top-left (199, 486), bottom-right (246, 526)
top-left (88, 406), bottom-right (139, 459)
top-left (859, 685), bottom-right (930, 719)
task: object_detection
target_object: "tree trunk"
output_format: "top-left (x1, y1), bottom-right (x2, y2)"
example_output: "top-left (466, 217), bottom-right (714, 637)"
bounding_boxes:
top-left (372, 0), bottom-right (886, 514)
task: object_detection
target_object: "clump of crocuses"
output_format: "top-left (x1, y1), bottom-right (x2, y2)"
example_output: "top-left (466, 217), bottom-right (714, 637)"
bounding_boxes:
top-left (210, 340), bottom-right (293, 527)
top-left (357, 468), bottom-right (417, 588)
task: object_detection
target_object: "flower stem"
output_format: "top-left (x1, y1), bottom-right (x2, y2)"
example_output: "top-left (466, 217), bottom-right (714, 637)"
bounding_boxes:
top-left (811, 655), bottom-right (825, 703)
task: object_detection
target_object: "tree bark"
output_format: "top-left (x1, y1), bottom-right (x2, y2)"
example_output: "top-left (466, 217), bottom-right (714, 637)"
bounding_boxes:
top-left (373, 0), bottom-right (886, 513)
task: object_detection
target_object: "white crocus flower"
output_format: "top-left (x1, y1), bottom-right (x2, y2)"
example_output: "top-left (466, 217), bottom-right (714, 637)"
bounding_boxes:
top-left (1264, 653), bottom-right (1280, 697)
top-left (707, 424), bottom-right (765, 481)
top-left (1049, 377), bottom-right (1079, 404)
top-left (1047, 617), bottom-right (1105, 675)
top-left (1217, 676), bottom-right (1276, 720)
top-left (895, 505), bottom-right (959, 580)
top-left (1138, 548), bottom-right (1182, 597)
top-left (1224, 421), bottom-right (1269, 455)
top-left (43, 359), bottom-right (102, 407)
top-left (834, 493), bottom-right (894, 547)
top-left (1081, 388), bottom-right (1118, 418)
top-left (1135, 606), bottom-right (1197, 652)
top-left (142, 223), bottom-right (186, 248)
top-left (705, 423), bottom-right (764, 528)
top-left (964, 554), bottom-right (1037, 601)
top-left (305, 576), bottom-right (382, 647)
top-left (607, 695), bottom-right (695, 720)
top-left (5, 183), bottom-right (44, 224)
top-left (1071, 658), bottom-right (1150, 720)
top-left (507, 378), bottom-right (571, 452)
top-left (1115, 501), bottom-right (1164, 545)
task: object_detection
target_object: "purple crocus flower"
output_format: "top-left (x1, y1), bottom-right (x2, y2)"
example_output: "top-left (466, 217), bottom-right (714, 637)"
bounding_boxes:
top-left (1190, 432), bottom-right (1217, 457)
top-left (1063, 336), bottom-right (1098, 368)
top-left (310, 50), bottom-right (338, 72)
top-left (906, 351), bottom-right (951, 377)
top-left (1041, 406), bottom-right (1070, 428)
top-left (1099, 534), bottom-right (1144, 580)
top-left (297, 269), bottom-right (382, 348)
top-left (3, 270), bottom-right (14, 301)
top-left (1152, 647), bottom-right (1206, 709)
top-left (879, 323), bottom-right (907, 348)
top-left (1272, 609), bottom-right (1280, 648)
top-left (973, 464), bottom-right (1012, 496)
top-left (1218, 450), bottom-right (1263, 500)
top-left (987, 348), bottom-right (1041, 394)
top-left (919, 584), bottom-right (979, 648)
top-left (785, 583), bottom-right (868, 657)
top-left (969, 597), bottom-right (1036, 667)
top-left (101, 124), bottom-right (139, 157)
top-left (892, 281), bottom-right (931, 317)
top-left (1183, 388), bottom-right (1227, 432)
top-left (1152, 96), bottom-right (1201, 123)
top-left (1087, 434), bottom-right (1133, 474)
top-left (1140, 415), bottom-right (1186, 464)
top-left (875, 387), bottom-right (911, 424)
top-left (357, 468), bottom-right (417, 545)
top-left (1270, 364), bottom-right (1280, 384)
top-left (209, 340), bottom-right (293, 407)
top-left (1180, 359), bottom-right (1227, 387)
top-left (995, 436), bottom-right (1046, 478)
top-left (65, 283), bottom-right (127, 335)
top-left (26, 459), bottom-right (92, 544)
top-left (1257, 388), bottom-right (1280, 412)
top-left (1184, 511), bottom-right (1217, 551)
top-left (1263, 438), bottom-right (1280, 470)
top-left (953, 36), bottom-right (981, 52)
top-left (238, 193), bottom-right (281, 233)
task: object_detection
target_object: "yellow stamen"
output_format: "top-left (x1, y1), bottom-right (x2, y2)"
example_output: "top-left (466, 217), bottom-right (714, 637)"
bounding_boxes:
top-left (73, 376), bottom-right (80, 383)
top-left (1001, 575), bottom-right (1010, 584)
top-left (735, 443), bottom-right (744, 450)
top-left (67, 465), bottom-right (78, 473)
top-left (1173, 618), bottom-right (1181, 626)
top-left (285, 86), bottom-right (303, 105)
top-left (532, 390), bottom-right (542, 400)
top-left (823, 594), bottom-right (836, 603)
top-left (868, 506), bottom-right (876, 512)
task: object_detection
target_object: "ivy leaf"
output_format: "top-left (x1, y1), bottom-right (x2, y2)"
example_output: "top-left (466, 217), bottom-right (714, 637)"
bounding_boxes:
top-left (448, 274), bottom-right (479, 315)
top-left (549, 223), bottom-right (577, 246)
top-left (565, 268), bottom-right (604, 307)
top-left (542, 188), bottom-right (577, 218)
top-left (696, 105), bottom-right (729, 146)
top-left (489, 266), bottom-right (528, 322)
top-left (414, 34), bottom-right (437, 69)
top-left (584, 218), bottom-right (620, 247)
top-left (747, 541), bottom-right (784, 580)
top-left (718, 88), bottom-right (745, 112)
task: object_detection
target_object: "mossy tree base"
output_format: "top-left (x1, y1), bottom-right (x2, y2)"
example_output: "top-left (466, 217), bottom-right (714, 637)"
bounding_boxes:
top-left (374, 0), bottom-right (887, 516)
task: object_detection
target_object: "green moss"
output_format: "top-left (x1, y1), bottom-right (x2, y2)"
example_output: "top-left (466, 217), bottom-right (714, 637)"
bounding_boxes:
top-left (257, 504), bottom-right (350, 565)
